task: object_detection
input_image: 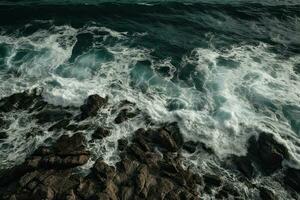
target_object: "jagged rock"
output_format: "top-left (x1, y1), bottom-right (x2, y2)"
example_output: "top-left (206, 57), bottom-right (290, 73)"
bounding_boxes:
top-left (203, 174), bottom-right (222, 187)
top-left (0, 90), bottom-right (44, 113)
top-left (61, 190), bottom-right (77, 200)
top-left (0, 131), bottom-right (8, 140)
top-left (117, 138), bottom-right (128, 151)
top-left (0, 123), bottom-right (201, 200)
top-left (80, 94), bottom-right (107, 120)
top-left (48, 119), bottom-right (70, 131)
top-left (156, 129), bottom-right (178, 152)
top-left (77, 178), bottom-right (98, 200)
top-left (35, 109), bottom-right (72, 124)
top-left (216, 184), bottom-right (240, 199)
top-left (284, 168), bottom-right (300, 192)
top-left (114, 108), bottom-right (138, 124)
top-left (248, 132), bottom-right (289, 175)
top-left (93, 159), bottom-right (116, 182)
top-left (53, 133), bottom-right (89, 156)
top-left (25, 133), bottom-right (90, 169)
top-left (183, 141), bottom-right (198, 153)
top-left (33, 185), bottom-right (55, 200)
top-left (120, 186), bottom-right (134, 200)
top-left (259, 187), bottom-right (277, 200)
top-left (92, 127), bottom-right (110, 140)
top-left (232, 156), bottom-right (254, 179)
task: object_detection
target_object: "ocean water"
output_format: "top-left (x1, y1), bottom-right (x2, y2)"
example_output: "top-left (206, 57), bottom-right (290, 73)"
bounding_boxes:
top-left (0, 1), bottom-right (300, 196)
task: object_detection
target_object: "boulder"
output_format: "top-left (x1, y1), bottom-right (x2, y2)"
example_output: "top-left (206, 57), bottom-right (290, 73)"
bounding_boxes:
top-left (0, 90), bottom-right (44, 113)
top-left (284, 168), bottom-right (300, 192)
top-left (232, 156), bottom-right (254, 179)
top-left (35, 109), bottom-right (72, 124)
top-left (117, 138), bottom-right (128, 151)
top-left (92, 127), bottom-right (110, 140)
top-left (93, 159), bottom-right (116, 182)
top-left (114, 108), bottom-right (138, 124)
top-left (80, 94), bottom-right (107, 120)
top-left (33, 185), bottom-right (55, 200)
top-left (53, 133), bottom-right (89, 156)
top-left (0, 132), bottom-right (8, 140)
top-left (203, 174), bottom-right (222, 187)
top-left (259, 187), bottom-right (277, 200)
top-left (48, 119), bottom-right (70, 131)
top-left (248, 132), bottom-right (288, 175)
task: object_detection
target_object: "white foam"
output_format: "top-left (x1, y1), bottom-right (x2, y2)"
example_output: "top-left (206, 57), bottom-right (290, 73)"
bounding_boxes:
top-left (1, 24), bottom-right (300, 170)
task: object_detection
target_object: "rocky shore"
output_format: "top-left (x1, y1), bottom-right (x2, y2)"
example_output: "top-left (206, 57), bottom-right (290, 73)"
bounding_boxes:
top-left (0, 89), bottom-right (300, 199)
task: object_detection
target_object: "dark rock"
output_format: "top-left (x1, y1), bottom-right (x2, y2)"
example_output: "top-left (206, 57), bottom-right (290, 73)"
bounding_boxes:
top-left (120, 186), bottom-right (134, 200)
top-left (93, 159), bottom-right (116, 182)
top-left (35, 109), bottom-right (72, 124)
top-left (77, 178), bottom-right (98, 200)
top-left (61, 190), bottom-right (77, 200)
top-left (0, 164), bottom-right (33, 186)
top-left (114, 108), bottom-right (138, 124)
top-left (0, 132), bottom-right (8, 140)
top-left (117, 138), bottom-right (128, 151)
top-left (65, 124), bottom-right (90, 131)
top-left (259, 187), bottom-right (277, 200)
top-left (156, 129), bottom-right (178, 152)
top-left (232, 156), bottom-right (254, 179)
top-left (92, 127), bottom-right (110, 140)
top-left (183, 141), bottom-right (198, 153)
top-left (25, 133), bottom-right (90, 170)
top-left (248, 132), bottom-right (289, 175)
top-left (33, 185), bottom-right (55, 200)
top-left (0, 117), bottom-right (8, 129)
top-left (203, 174), bottom-right (222, 187)
top-left (80, 94), bottom-right (107, 120)
top-left (216, 184), bottom-right (240, 199)
top-left (0, 90), bottom-right (44, 113)
top-left (284, 168), bottom-right (300, 192)
top-left (0, 124), bottom-right (201, 200)
top-left (163, 122), bottom-right (184, 148)
top-left (54, 133), bottom-right (88, 156)
top-left (48, 119), bottom-right (70, 131)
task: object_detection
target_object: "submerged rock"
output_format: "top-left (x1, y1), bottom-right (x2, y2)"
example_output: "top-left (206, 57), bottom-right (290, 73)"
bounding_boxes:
top-left (114, 108), bottom-right (139, 124)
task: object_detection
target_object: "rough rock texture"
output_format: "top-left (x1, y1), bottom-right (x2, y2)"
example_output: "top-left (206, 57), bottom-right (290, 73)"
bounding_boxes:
top-left (79, 94), bottom-right (107, 120)
top-left (0, 122), bottom-right (201, 199)
top-left (92, 127), bottom-right (111, 140)
top-left (284, 168), bottom-right (300, 192)
top-left (229, 132), bottom-right (289, 179)
top-left (0, 90), bottom-right (298, 199)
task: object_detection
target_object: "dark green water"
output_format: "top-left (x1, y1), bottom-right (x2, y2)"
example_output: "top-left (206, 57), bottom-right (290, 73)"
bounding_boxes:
top-left (0, 1), bottom-right (300, 198)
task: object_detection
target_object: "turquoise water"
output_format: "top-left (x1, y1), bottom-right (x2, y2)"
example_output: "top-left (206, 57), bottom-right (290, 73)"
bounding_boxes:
top-left (0, 1), bottom-right (300, 189)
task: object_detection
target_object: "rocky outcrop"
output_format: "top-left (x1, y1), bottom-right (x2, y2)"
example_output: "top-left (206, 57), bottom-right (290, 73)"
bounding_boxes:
top-left (0, 89), bottom-right (45, 113)
top-left (1, 90), bottom-right (298, 199)
top-left (284, 167), bottom-right (300, 192)
top-left (0, 124), bottom-right (201, 200)
top-left (26, 133), bottom-right (90, 169)
top-left (230, 132), bottom-right (289, 178)
top-left (79, 94), bottom-right (107, 120)
top-left (92, 127), bottom-right (111, 140)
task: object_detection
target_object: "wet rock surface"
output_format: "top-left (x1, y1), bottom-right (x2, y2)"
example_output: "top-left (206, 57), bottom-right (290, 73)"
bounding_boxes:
top-left (79, 94), bottom-right (107, 120)
top-left (0, 90), bottom-right (299, 199)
